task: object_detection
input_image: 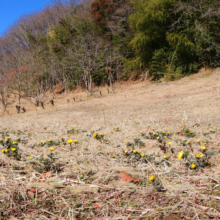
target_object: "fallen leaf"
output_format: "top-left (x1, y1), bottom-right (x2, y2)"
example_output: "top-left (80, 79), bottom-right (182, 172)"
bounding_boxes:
top-left (39, 171), bottom-right (52, 179)
top-left (120, 172), bottom-right (140, 183)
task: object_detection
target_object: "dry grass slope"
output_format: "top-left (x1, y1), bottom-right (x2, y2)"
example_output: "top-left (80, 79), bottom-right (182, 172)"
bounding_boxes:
top-left (0, 68), bottom-right (220, 219)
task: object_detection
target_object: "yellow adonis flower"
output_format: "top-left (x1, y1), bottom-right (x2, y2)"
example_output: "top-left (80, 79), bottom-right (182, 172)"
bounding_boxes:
top-left (138, 150), bottom-right (141, 154)
top-left (195, 154), bottom-right (201, 158)
top-left (153, 132), bottom-right (156, 135)
top-left (61, 137), bottom-right (64, 140)
top-left (140, 131), bottom-right (143, 134)
top-left (11, 148), bottom-right (16, 151)
top-left (133, 149), bottom-right (137, 153)
top-left (190, 131), bottom-right (193, 134)
top-left (196, 140), bottom-right (200, 143)
top-left (13, 141), bottom-right (18, 145)
top-left (29, 155), bottom-right (33, 159)
top-left (50, 147), bottom-right (55, 151)
top-left (125, 150), bottom-right (128, 154)
top-left (73, 140), bottom-right (78, 143)
top-left (177, 151), bottom-right (184, 160)
top-left (163, 131), bottom-right (166, 134)
top-left (157, 137), bottom-right (160, 140)
top-left (164, 155), bottom-right (168, 159)
top-left (8, 137), bottom-right (11, 140)
top-left (200, 154), bottom-right (205, 158)
top-left (93, 133), bottom-right (97, 138)
top-left (141, 153), bottom-right (145, 157)
top-left (168, 142), bottom-right (172, 145)
top-left (191, 164), bottom-right (196, 169)
top-left (1, 149), bottom-right (5, 152)
top-left (67, 139), bottom-right (73, 144)
top-left (41, 141), bottom-right (45, 145)
top-left (5, 138), bottom-right (8, 142)
top-left (100, 133), bottom-right (104, 136)
top-left (37, 143), bottom-right (40, 146)
top-left (0, 139), bottom-right (3, 142)
top-left (167, 131), bottom-right (170, 134)
top-left (149, 176), bottom-right (155, 181)
top-left (5, 149), bottom-right (8, 153)
top-left (111, 155), bottom-right (115, 158)
top-left (203, 142), bottom-right (206, 145)
top-left (186, 141), bottom-right (190, 144)
top-left (48, 139), bottom-right (52, 142)
top-left (148, 131), bottom-right (150, 134)
top-left (200, 146), bottom-right (206, 151)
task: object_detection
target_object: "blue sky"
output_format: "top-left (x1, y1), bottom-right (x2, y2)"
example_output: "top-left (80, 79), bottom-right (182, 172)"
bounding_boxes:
top-left (0, 0), bottom-right (53, 36)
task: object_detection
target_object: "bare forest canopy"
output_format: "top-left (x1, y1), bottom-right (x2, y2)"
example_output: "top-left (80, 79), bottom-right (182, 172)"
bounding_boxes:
top-left (0, 0), bottom-right (220, 111)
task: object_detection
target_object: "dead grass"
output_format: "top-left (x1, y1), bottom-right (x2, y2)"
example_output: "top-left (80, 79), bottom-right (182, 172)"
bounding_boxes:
top-left (0, 69), bottom-right (220, 219)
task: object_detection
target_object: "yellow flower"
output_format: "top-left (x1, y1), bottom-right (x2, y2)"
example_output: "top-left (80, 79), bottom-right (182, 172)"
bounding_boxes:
top-left (5, 149), bottom-right (8, 153)
top-left (196, 140), bottom-right (200, 143)
top-left (93, 133), bottom-right (97, 138)
top-left (125, 150), bottom-right (128, 154)
top-left (11, 148), bottom-right (16, 151)
top-left (153, 132), bottom-right (156, 135)
top-left (200, 154), bottom-right (205, 158)
top-left (186, 141), bottom-right (190, 144)
top-left (48, 139), bottom-right (52, 142)
top-left (163, 131), bottom-right (166, 134)
top-left (190, 131), bottom-right (193, 134)
top-left (1, 149), bottom-right (5, 152)
top-left (100, 133), bottom-right (104, 136)
top-left (165, 138), bottom-right (168, 140)
top-left (5, 138), bottom-right (8, 142)
top-left (152, 128), bottom-right (155, 130)
top-left (168, 142), bottom-right (172, 145)
top-left (200, 146), bottom-right (206, 151)
top-left (29, 155), bottom-right (33, 159)
top-left (157, 137), bottom-right (160, 140)
top-left (140, 131), bottom-right (143, 134)
top-left (195, 154), bottom-right (200, 158)
top-left (41, 141), bottom-right (45, 145)
top-left (164, 155), bottom-right (167, 159)
top-left (177, 151), bottom-right (184, 160)
top-left (138, 150), bottom-right (141, 153)
top-left (149, 176), bottom-right (155, 181)
top-left (148, 131), bottom-right (150, 134)
top-left (191, 164), bottom-right (196, 169)
top-left (0, 139), bottom-right (3, 142)
top-left (111, 155), bottom-right (115, 158)
top-left (167, 131), bottom-right (170, 134)
top-left (50, 147), bottom-right (55, 151)
top-left (8, 137), bottom-right (11, 140)
top-left (73, 140), bottom-right (78, 143)
top-left (141, 153), bottom-right (145, 157)
top-left (203, 142), bottom-right (206, 145)
top-left (133, 149), bottom-right (137, 153)
top-left (13, 141), bottom-right (18, 145)
top-left (67, 139), bottom-right (73, 144)
top-left (61, 137), bottom-right (64, 140)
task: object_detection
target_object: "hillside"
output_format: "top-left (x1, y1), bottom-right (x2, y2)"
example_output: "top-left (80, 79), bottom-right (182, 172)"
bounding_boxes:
top-left (0, 70), bottom-right (220, 219)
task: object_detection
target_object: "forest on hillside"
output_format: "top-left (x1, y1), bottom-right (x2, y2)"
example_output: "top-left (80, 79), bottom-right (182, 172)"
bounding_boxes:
top-left (0, 0), bottom-right (220, 111)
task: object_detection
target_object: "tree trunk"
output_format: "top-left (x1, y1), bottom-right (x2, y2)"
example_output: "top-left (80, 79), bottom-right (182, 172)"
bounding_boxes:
top-left (88, 74), bottom-right (92, 94)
